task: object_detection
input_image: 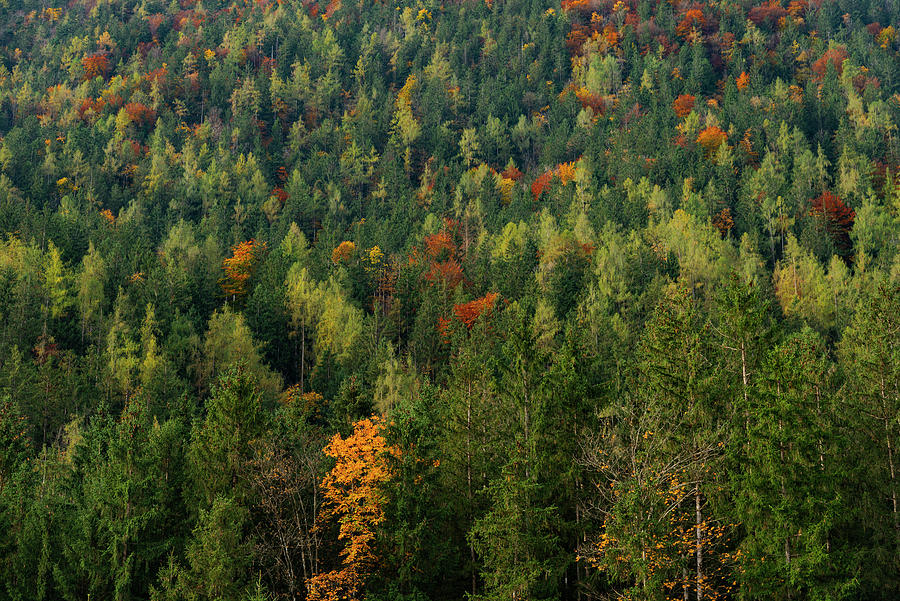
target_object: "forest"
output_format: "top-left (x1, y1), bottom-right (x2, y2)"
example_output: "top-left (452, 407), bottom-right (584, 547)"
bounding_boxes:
top-left (0, 0), bottom-right (899, 599)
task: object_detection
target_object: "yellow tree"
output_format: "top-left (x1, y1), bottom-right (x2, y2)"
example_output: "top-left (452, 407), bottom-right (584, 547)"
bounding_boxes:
top-left (306, 417), bottom-right (398, 601)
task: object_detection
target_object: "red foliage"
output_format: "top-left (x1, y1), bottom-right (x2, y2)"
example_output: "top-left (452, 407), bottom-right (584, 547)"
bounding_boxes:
top-left (146, 65), bottom-right (168, 88)
top-left (748, 1), bottom-right (787, 27)
top-left (871, 161), bottom-right (900, 196)
top-left (566, 26), bottom-right (591, 55)
top-left (811, 46), bottom-right (848, 79)
top-left (575, 87), bottom-right (605, 113)
top-left (736, 71), bottom-right (750, 91)
top-left (673, 94), bottom-right (696, 118)
top-left (810, 191), bottom-right (855, 254)
top-left (532, 171), bottom-right (554, 202)
top-left (271, 187), bottom-right (288, 204)
top-left (124, 102), bottom-right (157, 127)
top-left (78, 97), bottom-right (105, 121)
top-left (82, 53), bottom-right (110, 80)
top-left (453, 292), bottom-right (500, 329)
top-left (501, 164), bottom-right (524, 181)
top-left (174, 10), bottom-right (206, 30)
top-left (145, 13), bottom-right (166, 37)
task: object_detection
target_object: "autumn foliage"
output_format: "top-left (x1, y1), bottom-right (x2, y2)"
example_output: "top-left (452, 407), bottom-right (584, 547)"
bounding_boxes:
top-left (675, 9), bottom-right (706, 39)
top-left (673, 94), bottom-right (696, 118)
top-left (532, 161), bottom-right (579, 201)
top-left (531, 171), bottom-right (554, 202)
top-left (82, 53), bottom-right (110, 80)
top-left (748, 0), bottom-right (788, 27)
top-left (696, 126), bottom-right (728, 156)
top-left (221, 239), bottom-right (267, 297)
top-left (123, 102), bottom-right (157, 127)
top-left (811, 46), bottom-right (849, 79)
top-left (305, 417), bottom-right (397, 601)
top-left (454, 292), bottom-right (500, 329)
top-left (331, 241), bottom-right (356, 264)
top-left (809, 191), bottom-right (855, 254)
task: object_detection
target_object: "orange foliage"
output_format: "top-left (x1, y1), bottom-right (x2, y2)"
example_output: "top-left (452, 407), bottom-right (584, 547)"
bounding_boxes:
top-left (331, 241), bottom-right (356, 264)
top-left (532, 171), bottom-right (554, 202)
top-left (424, 259), bottom-right (463, 289)
top-left (78, 97), bottom-right (106, 121)
top-left (575, 87), bottom-right (605, 113)
top-left (323, 0), bottom-right (341, 19)
top-left (306, 417), bottom-right (398, 601)
top-left (501, 164), bottom-right (524, 181)
top-left (787, 0), bottom-right (808, 17)
top-left (82, 53), bottom-right (110, 80)
top-left (602, 24), bottom-right (620, 47)
top-left (560, 0), bottom-right (596, 14)
top-left (557, 161), bottom-right (577, 186)
top-left (673, 94), bottom-right (696, 118)
top-left (146, 65), bottom-right (168, 87)
top-left (736, 71), bottom-right (749, 91)
top-left (696, 126), bottom-right (728, 156)
top-left (453, 292), bottom-right (500, 329)
top-left (712, 207), bottom-right (734, 237)
top-left (740, 129), bottom-right (758, 164)
top-left (221, 239), bottom-right (267, 297)
top-left (424, 231), bottom-right (456, 260)
top-left (271, 187), bottom-right (288, 204)
top-left (100, 209), bottom-right (116, 226)
top-left (675, 9), bottom-right (706, 39)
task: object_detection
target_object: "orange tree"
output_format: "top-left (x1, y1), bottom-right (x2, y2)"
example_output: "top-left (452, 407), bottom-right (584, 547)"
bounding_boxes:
top-left (306, 416), bottom-right (398, 601)
top-left (221, 239), bottom-right (267, 300)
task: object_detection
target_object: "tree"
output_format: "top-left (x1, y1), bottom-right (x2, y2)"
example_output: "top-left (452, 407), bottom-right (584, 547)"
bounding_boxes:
top-left (196, 308), bottom-right (282, 402)
top-left (732, 329), bottom-right (855, 600)
top-left (839, 281), bottom-right (900, 594)
top-left (582, 287), bottom-right (732, 601)
top-left (246, 400), bottom-right (328, 599)
top-left (184, 495), bottom-right (254, 601)
top-left (189, 367), bottom-right (270, 509)
top-left (221, 239), bottom-right (267, 301)
top-left (306, 416), bottom-right (397, 601)
top-left (72, 240), bottom-right (106, 339)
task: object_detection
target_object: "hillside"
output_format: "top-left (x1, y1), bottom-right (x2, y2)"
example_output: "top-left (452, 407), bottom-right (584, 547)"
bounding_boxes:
top-left (0, 0), bottom-right (899, 599)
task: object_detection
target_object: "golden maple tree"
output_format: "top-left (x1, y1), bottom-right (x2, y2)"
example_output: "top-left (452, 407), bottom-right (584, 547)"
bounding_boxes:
top-left (306, 417), bottom-right (398, 601)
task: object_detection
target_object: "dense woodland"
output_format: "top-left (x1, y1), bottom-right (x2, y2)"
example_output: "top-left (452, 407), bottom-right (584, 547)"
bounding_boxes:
top-left (0, 0), bottom-right (899, 599)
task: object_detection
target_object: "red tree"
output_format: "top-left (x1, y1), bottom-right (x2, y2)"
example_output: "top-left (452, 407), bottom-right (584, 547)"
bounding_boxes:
top-left (810, 191), bottom-right (855, 254)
